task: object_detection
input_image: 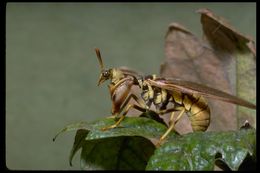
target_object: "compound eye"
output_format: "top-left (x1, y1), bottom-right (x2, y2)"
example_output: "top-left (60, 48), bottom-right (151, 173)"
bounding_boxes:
top-left (102, 70), bottom-right (110, 77)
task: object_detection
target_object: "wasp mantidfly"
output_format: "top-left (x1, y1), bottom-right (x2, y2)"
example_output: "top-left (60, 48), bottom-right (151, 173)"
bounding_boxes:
top-left (94, 48), bottom-right (256, 146)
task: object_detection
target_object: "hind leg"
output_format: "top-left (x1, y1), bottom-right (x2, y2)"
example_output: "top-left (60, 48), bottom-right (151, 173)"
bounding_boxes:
top-left (156, 108), bottom-right (186, 147)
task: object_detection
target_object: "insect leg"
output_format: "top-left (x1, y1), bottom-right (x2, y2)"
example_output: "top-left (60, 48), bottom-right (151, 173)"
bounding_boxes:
top-left (101, 94), bottom-right (146, 131)
top-left (157, 108), bottom-right (185, 147)
top-left (102, 104), bottom-right (146, 130)
top-left (174, 108), bottom-right (187, 125)
top-left (157, 107), bottom-right (180, 115)
top-left (119, 94), bottom-right (147, 115)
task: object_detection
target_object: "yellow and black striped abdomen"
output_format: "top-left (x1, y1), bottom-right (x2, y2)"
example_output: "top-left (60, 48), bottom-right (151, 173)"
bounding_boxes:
top-left (171, 91), bottom-right (211, 132)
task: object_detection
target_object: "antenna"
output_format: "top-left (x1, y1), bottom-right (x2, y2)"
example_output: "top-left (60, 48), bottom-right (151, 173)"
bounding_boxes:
top-left (95, 48), bottom-right (104, 71)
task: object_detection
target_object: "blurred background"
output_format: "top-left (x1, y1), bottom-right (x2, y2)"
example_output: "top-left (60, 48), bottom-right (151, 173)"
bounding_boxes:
top-left (6, 3), bottom-right (256, 170)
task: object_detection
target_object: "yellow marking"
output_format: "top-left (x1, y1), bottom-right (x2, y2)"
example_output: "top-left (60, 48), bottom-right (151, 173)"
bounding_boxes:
top-left (191, 119), bottom-right (210, 126)
top-left (154, 94), bottom-right (162, 105)
top-left (142, 92), bottom-right (149, 101)
top-left (191, 125), bottom-right (207, 131)
top-left (189, 107), bottom-right (210, 121)
top-left (190, 96), bottom-right (208, 114)
top-left (189, 112), bottom-right (209, 121)
top-left (147, 84), bottom-right (154, 99)
top-left (172, 91), bottom-right (183, 105)
top-left (161, 89), bottom-right (167, 103)
top-left (111, 69), bottom-right (125, 84)
top-left (191, 93), bottom-right (200, 100)
top-left (190, 106), bottom-right (201, 115)
top-left (138, 79), bottom-right (143, 90)
top-left (183, 95), bottom-right (193, 111)
top-left (189, 107), bottom-right (210, 132)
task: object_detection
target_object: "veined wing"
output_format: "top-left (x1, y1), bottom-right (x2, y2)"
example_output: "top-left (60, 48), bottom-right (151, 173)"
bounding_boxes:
top-left (147, 78), bottom-right (256, 109)
top-left (118, 66), bottom-right (144, 79)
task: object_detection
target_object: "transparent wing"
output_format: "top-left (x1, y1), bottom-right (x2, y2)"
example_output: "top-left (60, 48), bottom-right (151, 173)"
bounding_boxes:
top-left (118, 66), bottom-right (144, 79)
top-left (147, 78), bottom-right (256, 109)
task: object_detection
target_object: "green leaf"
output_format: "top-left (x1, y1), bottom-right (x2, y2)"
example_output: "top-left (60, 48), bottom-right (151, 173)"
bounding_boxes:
top-left (74, 116), bottom-right (166, 170)
top-left (53, 121), bottom-right (90, 142)
top-left (146, 128), bottom-right (256, 170)
top-left (81, 116), bottom-right (173, 141)
top-left (80, 136), bottom-right (155, 170)
top-left (53, 122), bottom-right (90, 166)
top-left (69, 129), bottom-right (89, 166)
top-left (53, 116), bottom-right (176, 170)
top-left (54, 116), bottom-right (255, 170)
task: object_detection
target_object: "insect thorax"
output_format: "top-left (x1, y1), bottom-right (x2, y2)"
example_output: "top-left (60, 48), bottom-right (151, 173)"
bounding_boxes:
top-left (111, 69), bottom-right (125, 84)
top-left (141, 84), bottom-right (172, 112)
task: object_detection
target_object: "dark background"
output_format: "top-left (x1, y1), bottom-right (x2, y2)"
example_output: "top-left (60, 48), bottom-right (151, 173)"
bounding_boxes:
top-left (6, 3), bottom-right (256, 170)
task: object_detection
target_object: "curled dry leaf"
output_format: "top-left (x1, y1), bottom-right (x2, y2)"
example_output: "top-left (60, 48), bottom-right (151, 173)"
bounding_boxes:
top-left (198, 8), bottom-right (256, 129)
top-left (161, 22), bottom-right (236, 133)
top-left (161, 9), bottom-right (256, 133)
top-left (197, 8), bottom-right (255, 55)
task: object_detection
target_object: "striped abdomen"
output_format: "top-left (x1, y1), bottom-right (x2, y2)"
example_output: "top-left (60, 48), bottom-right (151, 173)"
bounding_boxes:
top-left (171, 91), bottom-right (211, 132)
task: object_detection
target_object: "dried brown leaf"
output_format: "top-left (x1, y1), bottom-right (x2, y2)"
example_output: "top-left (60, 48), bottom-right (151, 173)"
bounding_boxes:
top-left (161, 9), bottom-right (256, 133)
top-left (197, 8), bottom-right (256, 128)
top-left (197, 8), bottom-right (255, 54)
top-left (161, 22), bottom-right (236, 133)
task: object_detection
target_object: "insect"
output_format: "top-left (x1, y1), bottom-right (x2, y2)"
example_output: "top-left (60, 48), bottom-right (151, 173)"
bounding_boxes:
top-left (94, 48), bottom-right (256, 145)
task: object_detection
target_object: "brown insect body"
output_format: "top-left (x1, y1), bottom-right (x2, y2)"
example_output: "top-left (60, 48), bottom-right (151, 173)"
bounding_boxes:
top-left (108, 72), bottom-right (135, 115)
top-left (141, 75), bottom-right (210, 132)
top-left (94, 48), bottom-right (256, 145)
